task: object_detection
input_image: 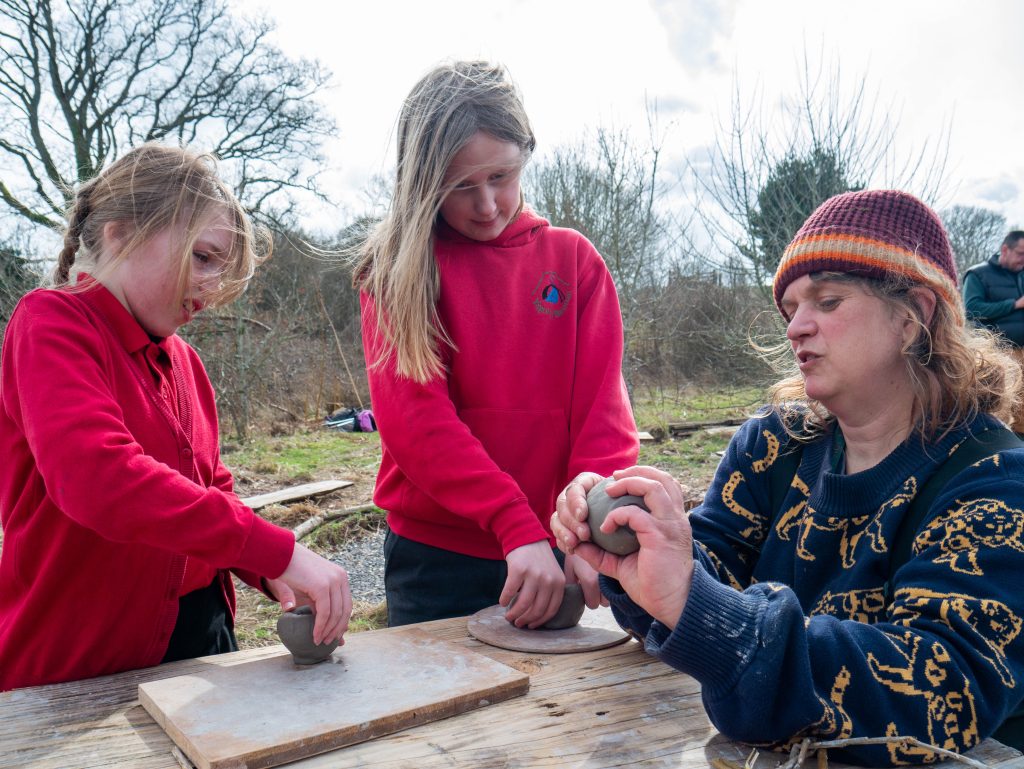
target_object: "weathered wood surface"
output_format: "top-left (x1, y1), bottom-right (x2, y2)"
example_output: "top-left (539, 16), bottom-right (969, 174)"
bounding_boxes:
top-left (240, 479), bottom-right (352, 510)
top-left (1, 616), bottom-right (1021, 769)
top-left (139, 629), bottom-right (528, 769)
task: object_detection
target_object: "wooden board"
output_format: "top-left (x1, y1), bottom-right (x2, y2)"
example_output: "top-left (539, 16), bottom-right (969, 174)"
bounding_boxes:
top-left (138, 628), bottom-right (529, 769)
top-left (467, 604), bottom-right (631, 653)
top-left (240, 479), bottom-right (352, 510)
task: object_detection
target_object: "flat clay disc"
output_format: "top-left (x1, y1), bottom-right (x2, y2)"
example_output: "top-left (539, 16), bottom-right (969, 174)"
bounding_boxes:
top-left (467, 604), bottom-right (631, 653)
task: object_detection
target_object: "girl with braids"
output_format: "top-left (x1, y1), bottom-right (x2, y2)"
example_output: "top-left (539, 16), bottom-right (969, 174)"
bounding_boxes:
top-left (355, 61), bottom-right (638, 628)
top-left (0, 143), bottom-right (351, 690)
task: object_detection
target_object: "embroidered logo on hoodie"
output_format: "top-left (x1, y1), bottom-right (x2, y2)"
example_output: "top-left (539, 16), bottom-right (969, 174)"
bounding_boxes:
top-left (532, 271), bottom-right (572, 317)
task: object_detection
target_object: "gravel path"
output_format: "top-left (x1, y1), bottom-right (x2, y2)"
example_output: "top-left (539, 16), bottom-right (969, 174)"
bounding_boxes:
top-left (330, 526), bottom-right (386, 604)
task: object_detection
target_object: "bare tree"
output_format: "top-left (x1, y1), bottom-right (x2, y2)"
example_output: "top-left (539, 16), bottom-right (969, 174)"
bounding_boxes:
top-left (689, 53), bottom-right (950, 296)
top-left (941, 204), bottom-right (1007, 277)
top-left (0, 0), bottom-right (334, 231)
top-left (0, 240), bottom-right (36, 323)
top-left (526, 124), bottom-right (673, 389)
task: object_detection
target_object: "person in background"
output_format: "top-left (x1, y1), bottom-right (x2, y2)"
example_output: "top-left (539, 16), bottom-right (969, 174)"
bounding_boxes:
top-left (553, 190), bottom-right (1024, 764)
top-left (0, 143), bottom-right (351, 691)
top-left (964, 230), bottom-right (1024, 432)
top-left (354, 61), bottom-right (638, 628)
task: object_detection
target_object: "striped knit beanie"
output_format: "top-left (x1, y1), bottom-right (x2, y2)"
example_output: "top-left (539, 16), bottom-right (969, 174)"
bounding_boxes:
top-left (772, 189), bottom-right (958, 316)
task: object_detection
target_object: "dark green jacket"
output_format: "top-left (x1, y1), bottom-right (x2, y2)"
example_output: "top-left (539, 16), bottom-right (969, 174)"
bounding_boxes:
top-left (963, 254), bottom-right (1024, 345)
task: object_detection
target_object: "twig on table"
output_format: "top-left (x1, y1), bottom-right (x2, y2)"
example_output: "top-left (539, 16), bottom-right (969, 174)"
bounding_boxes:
top-left (292, 503), bottom-right (379, 541)
top-left (776, 736), bottom-right (991, 769)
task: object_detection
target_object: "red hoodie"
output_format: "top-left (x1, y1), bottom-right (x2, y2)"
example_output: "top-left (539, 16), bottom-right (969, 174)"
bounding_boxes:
top-left (362, 209), bottom-right (638, 559)
top-left (0, 283), bottom-right (295, 690)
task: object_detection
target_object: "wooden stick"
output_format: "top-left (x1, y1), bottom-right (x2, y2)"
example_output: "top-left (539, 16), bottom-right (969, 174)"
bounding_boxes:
top-left (315, 282), bottom-right (363, 410)
top-left (292, 503), bottom-right (380, 541)
top-left (777, 736), bottom-right (990, 769)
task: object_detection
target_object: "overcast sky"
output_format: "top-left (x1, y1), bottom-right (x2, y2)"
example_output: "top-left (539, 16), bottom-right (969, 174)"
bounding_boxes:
top-left (240, 0), bottom-right (1024, 235)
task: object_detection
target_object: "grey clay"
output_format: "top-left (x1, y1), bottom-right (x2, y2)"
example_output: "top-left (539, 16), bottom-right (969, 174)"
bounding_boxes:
top-left (543, 583), bottom-right (586, 629)
top-left (277, 605), bottom-right (339, 665)
top-left (585, 476), bottom-right (649, 555)
top-left (508, 583), bottom-right (586, 629)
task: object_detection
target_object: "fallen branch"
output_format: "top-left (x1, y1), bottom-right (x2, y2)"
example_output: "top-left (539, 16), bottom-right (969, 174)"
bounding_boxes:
top-left (292, 503), bottom-right (381, 541)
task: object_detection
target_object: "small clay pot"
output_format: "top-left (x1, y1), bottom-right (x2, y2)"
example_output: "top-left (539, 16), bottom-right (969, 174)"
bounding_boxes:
top-left (507, 583), bottom-right (586, 630)
top-left (585, 476), bottom-right (649, 555)
top-left (277, 606), bottom-right (339, 665)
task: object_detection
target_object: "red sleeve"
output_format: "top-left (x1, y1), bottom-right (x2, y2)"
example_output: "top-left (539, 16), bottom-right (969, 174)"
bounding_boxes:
top-left (2, 292), bottom-right (294, 578)
top-left (361, 293), bottom-right (548, 555)
top-left (566, 247), bottom-right (639, 479)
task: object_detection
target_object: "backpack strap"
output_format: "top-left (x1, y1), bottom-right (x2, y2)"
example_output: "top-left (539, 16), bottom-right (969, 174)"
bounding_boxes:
top-left (885, 426), bottom-right (1024, 597)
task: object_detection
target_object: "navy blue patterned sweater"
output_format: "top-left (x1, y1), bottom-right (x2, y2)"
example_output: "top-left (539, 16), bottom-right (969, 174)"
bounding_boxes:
top-left (603, 410), bottom-right (1024, 765)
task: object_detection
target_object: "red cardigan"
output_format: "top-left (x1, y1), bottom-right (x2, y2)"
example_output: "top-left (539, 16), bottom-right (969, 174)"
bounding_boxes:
top-left (362, 209), bottom-right (639, 559)
top-left (0, 283), bottom-right (295, 690)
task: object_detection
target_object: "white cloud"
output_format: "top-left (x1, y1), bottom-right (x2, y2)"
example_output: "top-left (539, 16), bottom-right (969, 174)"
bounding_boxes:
top-left (975, 177), bottom-right (1020, 206)
top-left (648, 0), bottom-right (738, 71)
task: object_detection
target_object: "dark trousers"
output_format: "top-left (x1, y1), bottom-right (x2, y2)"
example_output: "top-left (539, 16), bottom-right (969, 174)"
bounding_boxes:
top-left (384, 529), bottom-right (508, 626)
top-left (160, 577), bottom-right (237, 663)
top-left (383, 529), bottom-right (565, 627)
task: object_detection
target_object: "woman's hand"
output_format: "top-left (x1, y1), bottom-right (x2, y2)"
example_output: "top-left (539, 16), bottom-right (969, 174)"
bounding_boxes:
top-left (553, 466), bottom-right (694, 628)
top-left (265, 543), bottom-right (352, 645)
top-left (501, 541), bottom-right (565, 628)
top-left (551, 471), bottom-right (605, 553)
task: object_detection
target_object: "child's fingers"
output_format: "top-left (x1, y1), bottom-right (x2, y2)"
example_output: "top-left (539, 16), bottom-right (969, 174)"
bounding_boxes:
top-left (324, 580), bottom-right (352, 644)
top-left (557, 471), bottom-right (603, 523)
top-left (550, 510), bottom-right (580, 553)
top-left (498, 572), bottom-right (524, 609)
top-left (271, 579), bottom-right (297, 612)
top-left (311, 593), bottom-right (330, 646)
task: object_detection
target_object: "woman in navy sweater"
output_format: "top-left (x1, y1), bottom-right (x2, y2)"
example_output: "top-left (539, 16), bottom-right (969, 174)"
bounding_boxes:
top-left (553, 190), bottom-right (1024, 765)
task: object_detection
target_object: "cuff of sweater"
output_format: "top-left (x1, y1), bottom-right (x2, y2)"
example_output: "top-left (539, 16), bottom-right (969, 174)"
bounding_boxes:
top-left (644, 564), bottom-right (763, 696)
top-left (599, 575), bottom-right (654, 639)
top-left (235, 513), bottom-right (296, 578)
top-left (491, 499), bottom-right (552, 556)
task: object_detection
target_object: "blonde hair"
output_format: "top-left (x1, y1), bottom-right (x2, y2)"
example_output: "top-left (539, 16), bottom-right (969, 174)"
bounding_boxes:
top-left (767, 272), bottom-right (1022, 441)
top-left (51, 142), bottom-right (269, 308)
top-left (354, 60), bottom-right (536, 382)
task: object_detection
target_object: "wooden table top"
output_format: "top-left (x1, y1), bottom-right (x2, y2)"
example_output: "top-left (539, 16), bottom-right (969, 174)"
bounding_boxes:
top-left (1, 612), bottom-right (1021, 769)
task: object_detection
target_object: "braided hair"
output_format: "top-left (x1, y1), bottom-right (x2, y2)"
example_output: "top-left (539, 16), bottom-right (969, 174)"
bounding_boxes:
top-left (48, 143), bottom-right (269, 307)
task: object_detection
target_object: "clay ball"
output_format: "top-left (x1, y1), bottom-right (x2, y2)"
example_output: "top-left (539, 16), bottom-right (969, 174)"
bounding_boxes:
top-left (508, 583), bottom-right (586, 630)
top-left (543, 583), bottom-right (586, 629)
top-left (585, 476), bottom-right (649, 555)
top-left (277, 605), bottom-right (339, 665)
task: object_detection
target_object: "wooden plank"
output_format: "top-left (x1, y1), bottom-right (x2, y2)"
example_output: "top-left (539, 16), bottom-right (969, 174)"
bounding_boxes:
top-left (138, 628), bottom-right (529, 769)
top-left (241, 480), bottom-right (352, 510)
top-left (638, 430), bottom-right (656, 442)
top-left (668, 416), bottom-right (748, 437)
